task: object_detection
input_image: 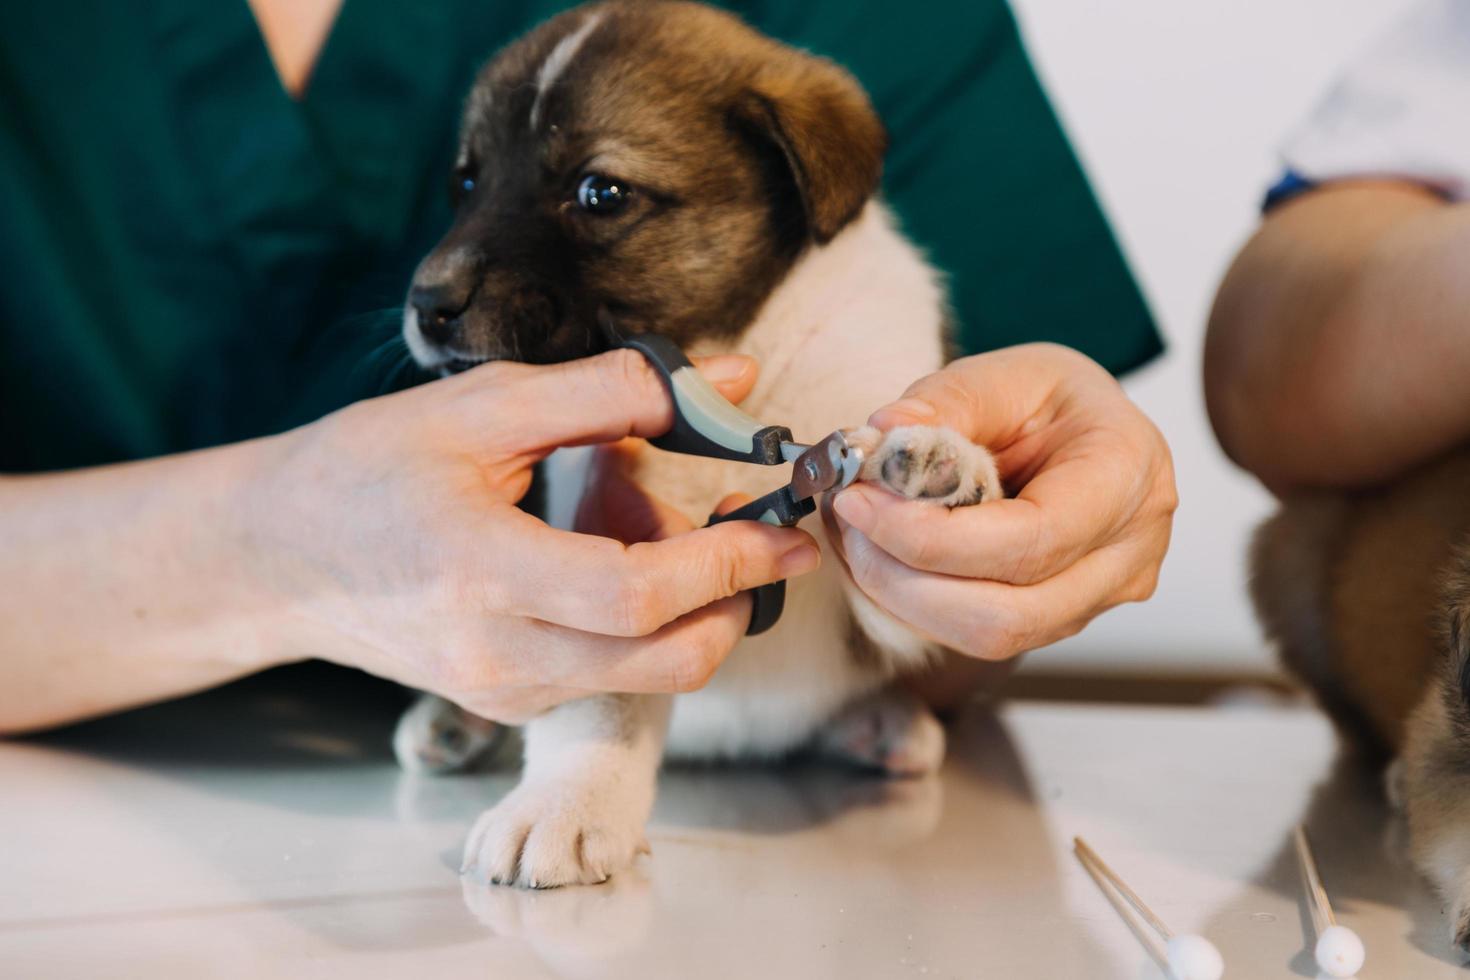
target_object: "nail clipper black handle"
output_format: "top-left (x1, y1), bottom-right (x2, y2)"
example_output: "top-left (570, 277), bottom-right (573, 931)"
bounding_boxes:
top-left (706, 489), bottom-right (815, 636)
top-left (707, 485), bottom-right (815, 528)
top-left (610, 318), bottom-right (803, 636)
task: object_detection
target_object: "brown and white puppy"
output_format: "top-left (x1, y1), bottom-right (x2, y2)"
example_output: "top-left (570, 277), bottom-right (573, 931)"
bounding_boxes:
top-left (1253, 447), bottom-right (1470, 951)
top-left (396, 0), bottom-right (1001, 888)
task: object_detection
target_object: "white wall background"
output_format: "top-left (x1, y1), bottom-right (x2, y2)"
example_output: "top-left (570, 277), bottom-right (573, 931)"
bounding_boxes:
top-left (1007, 0), bottom-right (1418, 676)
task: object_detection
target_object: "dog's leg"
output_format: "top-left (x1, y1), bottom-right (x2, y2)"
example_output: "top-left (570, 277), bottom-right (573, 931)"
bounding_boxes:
top-left (847, 425), bottom-right (1000, 507)
top-left (812, 687), bottom-right (946, 777)
top-left (1401, 682), bottom-right (1470, 952)
top-left (1402, 556), bottom-right (1470, 952)
top-left (462, 693), bottom-right (669, 888)
top-left (393, 693), bottom-right (504, 775)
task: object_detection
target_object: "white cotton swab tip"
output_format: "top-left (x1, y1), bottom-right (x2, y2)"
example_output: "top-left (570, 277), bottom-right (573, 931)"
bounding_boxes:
top-left (1164, 933), bottom-right (1225, 980)
top-left (1313, 924), bottom-right (1365, 978)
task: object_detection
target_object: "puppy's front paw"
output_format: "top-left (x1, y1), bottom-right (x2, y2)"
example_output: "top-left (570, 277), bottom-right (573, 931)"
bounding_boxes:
top-left (816, 690), bottom-right (947, 777)
top-left (393, 694), bottom-right (503, 775)
top-left (848, 425), bottom-right (1000, 507)
top-left (462, 777), bottom-right (652, 889)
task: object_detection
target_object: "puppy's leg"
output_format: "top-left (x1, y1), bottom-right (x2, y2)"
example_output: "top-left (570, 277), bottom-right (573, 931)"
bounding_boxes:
top-left (847, 425), bottom-right (1000, 506)
top-left (393, 693), bottom-right (505, 775)
top-left (462, 693), bottom-right (670, 889)
top-left (1401, 551), bottom-right (1470, 951)
top-left (813, 687), bottom-right (946, 777)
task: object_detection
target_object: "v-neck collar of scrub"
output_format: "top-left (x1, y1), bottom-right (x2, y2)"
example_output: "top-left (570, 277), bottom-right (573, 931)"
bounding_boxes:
top-left (297, 2), bottom-right (460, 242)
top-left (248, 0), bottom-right (349, 104)
top-left (145, 0), bottom-right (456, 252)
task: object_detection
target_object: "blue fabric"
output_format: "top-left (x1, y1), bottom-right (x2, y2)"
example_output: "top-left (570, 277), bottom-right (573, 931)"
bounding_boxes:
top-left (1262, 170), bottom-right (1318, 211)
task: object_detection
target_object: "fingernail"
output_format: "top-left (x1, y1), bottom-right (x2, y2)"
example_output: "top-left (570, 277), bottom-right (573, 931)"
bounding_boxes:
top-left (698, 355), bottom-right (753, 385)
top-left (871, 398), bottom-right (936, 427)
top-left (780, 543), bottom-right (821, 577)
top-left (833, 488), bottom-right (872, 527)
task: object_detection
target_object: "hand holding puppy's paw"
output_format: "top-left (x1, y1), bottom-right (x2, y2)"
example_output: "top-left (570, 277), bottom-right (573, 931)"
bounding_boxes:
top-left (462, 775), bottom-right (652, 889)
top-left (846, 425), bottom-right (1000, 507)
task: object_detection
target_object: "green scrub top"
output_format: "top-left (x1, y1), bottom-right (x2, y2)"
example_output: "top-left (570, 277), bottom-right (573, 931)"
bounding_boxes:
top-left (0, 0), bottom-right (1161, 473)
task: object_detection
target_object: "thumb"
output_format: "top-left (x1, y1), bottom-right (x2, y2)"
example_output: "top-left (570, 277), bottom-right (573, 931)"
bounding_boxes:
top-left (612, 519), bottom-right (823, 634)
top-left (506, 513), bottom-right (823, 637)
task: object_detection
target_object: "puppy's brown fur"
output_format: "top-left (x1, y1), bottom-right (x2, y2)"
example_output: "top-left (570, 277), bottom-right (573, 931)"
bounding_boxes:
top-left (1254, 447), bottom-right (1470, 949)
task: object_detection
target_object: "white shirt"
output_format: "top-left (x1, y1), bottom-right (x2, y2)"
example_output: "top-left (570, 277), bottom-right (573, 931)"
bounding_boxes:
top-left (1281, 0), bottom-right (1470, 200)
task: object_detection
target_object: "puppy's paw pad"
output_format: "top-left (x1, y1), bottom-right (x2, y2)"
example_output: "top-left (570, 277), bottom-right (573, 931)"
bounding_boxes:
top-left (821, 695), bottom-right (946, 777)
top-left (393, 695), bottom-right (503, 775)
top-left (462, 781), bottom-right (648, 889)
top-left (856, 425), bottom-right (1000, 507)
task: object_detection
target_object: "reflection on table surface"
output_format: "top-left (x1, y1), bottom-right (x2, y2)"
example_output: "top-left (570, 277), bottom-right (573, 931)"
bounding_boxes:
top-left (0, 667), bottom-right (1462, 978)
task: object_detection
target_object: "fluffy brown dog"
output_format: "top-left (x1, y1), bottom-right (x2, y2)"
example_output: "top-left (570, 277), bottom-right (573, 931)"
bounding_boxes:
top-left (1253, 447), bottom-right (1470, 950)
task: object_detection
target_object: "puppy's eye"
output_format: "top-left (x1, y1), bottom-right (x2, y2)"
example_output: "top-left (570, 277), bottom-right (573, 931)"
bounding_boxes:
top-left (577, 174), bottom-right (630, 213)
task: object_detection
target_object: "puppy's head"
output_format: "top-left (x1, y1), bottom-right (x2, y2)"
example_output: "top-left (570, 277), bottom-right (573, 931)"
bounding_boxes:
top-left (404, 0), bottom-right (885, 372)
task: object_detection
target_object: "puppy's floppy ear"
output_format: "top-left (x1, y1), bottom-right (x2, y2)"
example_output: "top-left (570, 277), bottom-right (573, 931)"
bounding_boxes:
top-left (732, 55), bottom-right (887, 244)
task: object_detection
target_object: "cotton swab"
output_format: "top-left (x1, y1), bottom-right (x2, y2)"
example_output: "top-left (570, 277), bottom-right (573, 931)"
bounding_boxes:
top-left (1074, 837), bottom-right (1224, 980)
top-left (1293, 825), bottom-right (1365, 978)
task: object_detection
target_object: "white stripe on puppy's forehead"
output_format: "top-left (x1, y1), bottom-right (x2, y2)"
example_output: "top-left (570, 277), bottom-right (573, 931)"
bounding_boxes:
top-left (530, 12), bottom-right (604, 129)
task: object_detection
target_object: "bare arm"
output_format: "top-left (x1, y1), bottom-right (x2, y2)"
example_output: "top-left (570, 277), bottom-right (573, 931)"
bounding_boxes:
top-left (1206, 181), bottom-right (1470, 493)
top-left (0, 442), bottom-right (295, 731)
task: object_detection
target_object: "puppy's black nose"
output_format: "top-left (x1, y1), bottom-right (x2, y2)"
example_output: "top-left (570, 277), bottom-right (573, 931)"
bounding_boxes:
top-left (409, 284), bottom-right (470, 344)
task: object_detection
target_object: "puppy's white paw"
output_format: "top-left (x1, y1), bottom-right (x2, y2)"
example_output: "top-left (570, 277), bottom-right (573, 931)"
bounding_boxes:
top-left (393, 694), bottom-right (503, 775)
top-left (847, 425), bottom-right (1000, 506)
top-left (816, 690), bottom-right (947, 777)
top-left (462, 776), bottom-right (652, 889)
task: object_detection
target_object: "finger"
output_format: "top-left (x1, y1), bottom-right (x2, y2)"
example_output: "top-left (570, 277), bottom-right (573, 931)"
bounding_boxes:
top-left (458, 349), bottom-right (759, 455)
top-left (495, 593), bottom-right (757, 694)
top-left (819, 493), bottom-right (848, 566)
top-left (486, 506), bottom-right (819, 637)
top-left (688, 355), bottom-right (759, 404)
top-left (831, 433), bottom-right (1146, 584)
top-left (837, 518), bottom-right (1150, 660)
top-left (865, 344), bottom-right (1109, 445)
top-left (712, 492), bottom-right (754, 516)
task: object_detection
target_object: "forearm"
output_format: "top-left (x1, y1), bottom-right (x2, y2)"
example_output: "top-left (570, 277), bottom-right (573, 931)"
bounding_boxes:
top-left (1206, 183), bottom-right (1470, 492)
top-left (0, 438), bottom-right (296, 733)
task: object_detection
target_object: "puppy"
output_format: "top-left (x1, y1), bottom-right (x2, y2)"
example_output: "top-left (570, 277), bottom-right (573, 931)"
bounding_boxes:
top-left (1253, 447), bottom-right (1470, 950)
top-left (396, 0), bottom-right (1002, 888)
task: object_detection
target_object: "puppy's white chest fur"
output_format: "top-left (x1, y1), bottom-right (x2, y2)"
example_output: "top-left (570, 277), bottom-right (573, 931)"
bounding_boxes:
top-left (549, 201), bottom-right (948, 759)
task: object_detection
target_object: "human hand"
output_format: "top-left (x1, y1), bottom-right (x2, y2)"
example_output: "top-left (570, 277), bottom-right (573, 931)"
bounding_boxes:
top-left (242, 350), bottom-right (819, 723)
top-left (825, 343), bottom-right (1176, 662)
